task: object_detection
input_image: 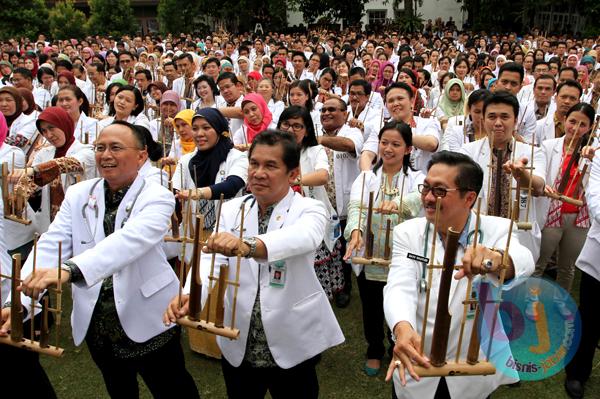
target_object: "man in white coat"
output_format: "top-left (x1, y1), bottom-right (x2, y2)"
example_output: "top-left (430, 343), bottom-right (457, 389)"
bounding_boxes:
top-left (165, 130), bottom-right (344, 399)
top-left (384, 151), bottom-right (535, 399)
top-left (1, 121), bottom-right (199, 398)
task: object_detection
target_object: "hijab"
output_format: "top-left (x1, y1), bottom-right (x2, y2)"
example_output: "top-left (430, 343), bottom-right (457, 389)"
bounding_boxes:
top-left (173, 109), bottom-right (196, 154)
top-left (493, 55), bottom-right (507, 76)
top-left (0, 87), bottom-right (23, 127)
top-left (0, 113), bottom-right (7, 149)
top-left (58, 71), bottom-right (76, 86)
top-left (438, 78), bottom-right (466, 118)
top-left (577, 66), bottom-right (589, 88)
top-left (160, 90), bottom-right (181, 112)
top-left (368, 60), bottom-right (381, 83)
top-left (373, 61), bottom-right (394, 95)
top-left (188, 108), bottom-right (232, 188)
top-left (241, 93), bottom-right (272, 143)
top-left (17, 88), bottom-right (36, 115)
top-left (35, 106), bottom-right (75, 159)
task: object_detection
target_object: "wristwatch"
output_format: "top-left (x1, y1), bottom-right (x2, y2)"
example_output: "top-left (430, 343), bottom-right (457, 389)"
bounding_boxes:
top-left (242, 237), bottom-right (257, 258)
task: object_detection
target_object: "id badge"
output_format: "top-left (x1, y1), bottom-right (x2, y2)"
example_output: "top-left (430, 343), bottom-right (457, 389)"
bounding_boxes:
top-left (467, 281), bottom-right (479, 319)
top-left (519, 192), bottom-right (528, 210)
top-left (269, 260), bottom-right (286, 288)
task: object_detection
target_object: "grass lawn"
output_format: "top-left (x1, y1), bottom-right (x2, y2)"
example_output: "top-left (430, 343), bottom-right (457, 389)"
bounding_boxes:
top-left (41, 272), bottom-right (599, 398)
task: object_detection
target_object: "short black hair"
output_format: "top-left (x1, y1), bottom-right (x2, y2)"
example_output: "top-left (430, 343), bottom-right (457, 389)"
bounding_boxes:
top-left (248, 129), bottom-right (300, 171)
top-left (483, 91), bottom-right (519, 119)
top-left (428, 151), bottom-right (484, 198)
top-left (533, 74), bottom-right (556, 89)
top-left (349, 79), bottom-right (371, 96)
top-left (384, 82), bottom-right (414, 101)
top-left (498, 62), bottom-right (524, 83)
top-left (467, 89), bottom-right (492, 109)
top-left (193, 75), bottom-right (219, 96)
top-left (107, 121), bottom-right (162, 161)
top-left (55, 59), bottom-right (73, 71)
top-left (203, 57), bottom-right (220, 69)
top-left (37, 66), bottom-right (55, 81)
top-left (556, 79), bottom-right (583, 98)
top-left (109, 85), bottom-right (144, 116)
top-left (216, 72), bottom-right (239, 85)
top-left (90, 62), bottom-right (106, 73)
top-left (135, 69), bottom-right (152, 81)
top-left (558, 66), bottom-right (577, 80)
top-left (349, 66), bottom-right (366, 78)
top-left (13, 67), bottom-right (32, 80)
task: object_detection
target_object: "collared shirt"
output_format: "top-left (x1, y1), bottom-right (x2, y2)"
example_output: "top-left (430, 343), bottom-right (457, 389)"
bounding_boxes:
top-left (243, 204), bottom-right (278, 367)
top-left (85, 181), bottom-right (176, 359)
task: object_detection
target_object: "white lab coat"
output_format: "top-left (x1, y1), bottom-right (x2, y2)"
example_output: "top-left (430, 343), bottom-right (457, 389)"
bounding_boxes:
top-left (74, 113), bottom-right (100, 143)
top-left (9, 111), bottom-right (39, 154)
top-left (97, 113), bottom-right (151, 132)
top-left (19, 174), bottom-right (178, 345)
top-left (460, 138), bottom-right (546, 261)
top-left (32, 140), bottom-right (96, 233)
top-left (183, 190), bottom-right (345, 368)
top-left (384, 213), bottom-right (534, 399)
top-left (576, 151), bottom-right (600, 282)
top-left (0, 193), bottom-right (14, 306)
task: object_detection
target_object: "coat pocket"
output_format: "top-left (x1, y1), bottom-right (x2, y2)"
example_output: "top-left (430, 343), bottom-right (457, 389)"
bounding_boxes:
top-left (140, 269), bottom-right (176, 298)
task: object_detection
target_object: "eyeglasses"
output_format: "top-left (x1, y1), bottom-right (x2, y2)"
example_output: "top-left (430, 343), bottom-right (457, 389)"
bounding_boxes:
top-left (418, 183), bottom-right (467, 198)
top-left (94, 144), bottom-right (141, 154)
top-left (280, 121), bottom-right (305, 132)
top-left (321, 106), bottom-right (343, 113)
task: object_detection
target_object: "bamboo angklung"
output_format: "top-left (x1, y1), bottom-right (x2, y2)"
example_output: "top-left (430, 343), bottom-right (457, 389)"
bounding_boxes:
top-left (364, 192), bottom-right (375, 259)
top-left (187, 214), bottom-right (205, 320)
top-left (177, 194), bottom-right (241, 339)
top-left (413, 198), bottom-right (496, 377)
top-left (1, 162), bottom-right (31, 225)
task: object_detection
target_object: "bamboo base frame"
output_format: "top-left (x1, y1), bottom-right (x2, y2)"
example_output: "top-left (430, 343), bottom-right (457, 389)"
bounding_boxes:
top-left (351, 256), bottom-right (390, 267)
top-left (177, 316), bottom-right (240, 339)
top-left (413, 361), bottom-right (496, 377)
top-left (0, 336), bottom-right (64, 357)
top-left (545, 192), bottom-right (583, 207)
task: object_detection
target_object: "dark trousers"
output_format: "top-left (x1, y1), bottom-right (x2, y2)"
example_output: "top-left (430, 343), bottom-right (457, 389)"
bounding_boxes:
top-left (8, 240), bottom-right (34, 261)
top-left (87, 329), bottom-right (199, 399)
top-left (357, 270), bottom-right (393, 359)
top-left (339, 218), bottom-right (352, 294)
top-left (221, 355), bottom-right (320, 399)
top-left (392, 377), bottom-right (450, 399)
top-left (1, 317), bottom-right (56, 399)
top-left (566, 270), bottom-right (600, 383)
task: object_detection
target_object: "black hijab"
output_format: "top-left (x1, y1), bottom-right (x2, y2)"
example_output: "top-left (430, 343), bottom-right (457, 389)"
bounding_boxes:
top-left (188, 108), bottom-right (233, 188)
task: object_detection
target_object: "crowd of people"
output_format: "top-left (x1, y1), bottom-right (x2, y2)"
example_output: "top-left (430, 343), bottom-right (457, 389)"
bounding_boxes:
top-left (0, 24), bottom-right (599, 399)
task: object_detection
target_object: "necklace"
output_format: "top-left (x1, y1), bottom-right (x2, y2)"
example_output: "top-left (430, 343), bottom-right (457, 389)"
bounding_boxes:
top-left (380, 171), bottom-right (400, 197)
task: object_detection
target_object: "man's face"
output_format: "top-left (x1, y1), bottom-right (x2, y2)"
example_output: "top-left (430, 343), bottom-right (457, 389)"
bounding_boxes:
top-left (119, 55), bottom-right (133, 70)
top-left (95, 125), bottom-right (147, 190)
top-left (11, 73), bottom-right (28, 89)
top-left (177, 58), bottom-right (192, 76)
top-left (348, 84), bottom-right (368, 111)
top-left (558, 70), bottom-right (576, 84)
top-left (555, 86), bottom-right (580, 115)
top-left (292, 55), bottom-right (305, 71)
top-left (135, 73), bottom-right (149, 91)
top-left (533, 79), bottom-right (555, 105)
top-left (217, 78), bottom-right (240, 103)
top-left (533, 63), bottom-right (549, 79)
top-left (484, 103), bottom-right (516, 146)
top-left (496, 71), bottom-right (522, 96)
top-left (557, 43), bottom-right (567, 56)
top-left (203, 62), bottom-right (219, 79)
top-left (320, 99), bottom-right (347, 131)
top-left (248, 143), bottom-right (298, 206)
top-left (421, 164), bottom-right (473, 225)
top-left (164, 65), bottom-right (177, 80)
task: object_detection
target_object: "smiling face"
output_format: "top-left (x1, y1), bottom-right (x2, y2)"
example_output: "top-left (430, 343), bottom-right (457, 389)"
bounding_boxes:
top-left (564, 111), bottom-right (591, 143)
top-left (421, 163), bottom-right (473, 226)
top-left (95, 124), bottom-right (147, 190)
top-left (378, 128), bottom-right (410, 171)
top-left (191, 117), bottom-right (219, 151)
top-left (57, 89), bottom-right (83, 120)
top-left (385, 87), bottom-right (412, 122)
top-left (448, 84), bottom-right (462, 102)
top-left (0, 92), bottom-right (17, 117)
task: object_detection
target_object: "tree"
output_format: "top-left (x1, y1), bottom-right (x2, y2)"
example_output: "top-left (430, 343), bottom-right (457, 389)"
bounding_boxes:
top-left (157, 0), bottom-right (201, 35)
top-left (289, 0), bottom-right (369, 27)
top-left (49, 0), bottom-right (88, 40)
top-left (87, 0), bottom-right (136, 37)
top-left (0, 0), bottom-right (49, 40)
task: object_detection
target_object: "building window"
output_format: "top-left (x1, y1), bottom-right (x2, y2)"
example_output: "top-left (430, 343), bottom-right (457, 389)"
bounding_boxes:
top-left (368, 10), bottom-right (387, 25)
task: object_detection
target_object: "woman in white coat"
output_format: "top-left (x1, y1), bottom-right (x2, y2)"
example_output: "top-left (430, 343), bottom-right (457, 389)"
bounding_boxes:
top-left (277, 105), bottom-right (343, 299)
top-left (534, 103), bottom-right (597, 293)
top-left (441, 89), bottom-right (491, 152)
top-left (344, 121), bottom-right (424, 376)
top-left (0, 87), bottom-right (38, 155)
top-left (56, 85), bottom-right (99, 143)
top-left (173, 108), bottom-right (248, 233)
top-left (97, 85), bottom-right (150, 132)
top-left (11, 106), bottom-right (95, 234)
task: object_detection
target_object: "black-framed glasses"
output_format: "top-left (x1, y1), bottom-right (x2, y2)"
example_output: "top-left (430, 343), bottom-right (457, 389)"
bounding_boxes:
top-left (418, 183), bottom-right (466, 198)
top-left (280, 121), bottom-right (305, 132)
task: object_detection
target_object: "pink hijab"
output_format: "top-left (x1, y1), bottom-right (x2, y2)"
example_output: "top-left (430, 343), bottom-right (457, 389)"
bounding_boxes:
top-left (241, 93), bottom-right (272, 143)
top-left (373, 61), bottom-right (395, 95)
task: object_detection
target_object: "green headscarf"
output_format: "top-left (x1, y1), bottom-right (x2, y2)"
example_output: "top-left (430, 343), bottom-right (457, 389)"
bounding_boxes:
top-left (439, 78), bottom-right (466, 118)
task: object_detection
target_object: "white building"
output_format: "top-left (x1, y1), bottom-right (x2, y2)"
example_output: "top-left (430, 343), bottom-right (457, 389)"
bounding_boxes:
top-left (287, 0), bottom-right (465, 30)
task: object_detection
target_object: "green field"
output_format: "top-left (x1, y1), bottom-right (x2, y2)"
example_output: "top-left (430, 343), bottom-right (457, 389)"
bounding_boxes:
top-left (41, 273), bottom-right (599, 398)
